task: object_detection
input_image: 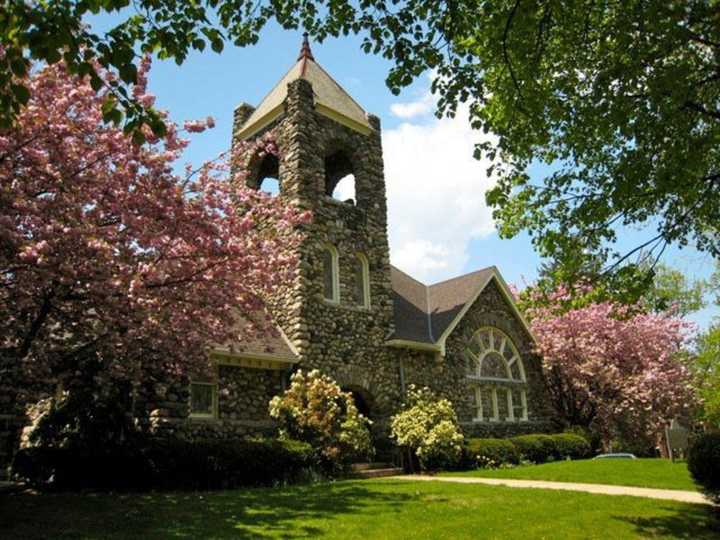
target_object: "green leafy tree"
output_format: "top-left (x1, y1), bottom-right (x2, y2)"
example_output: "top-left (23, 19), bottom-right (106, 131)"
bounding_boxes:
top-left (519, 261), bottom-right (706, 318)
top-left (3, 2), bottom-right (719, 285)
top-left (640, 264), bottom-right (706, 316)
top-left (693, 324), bottom-right (720, 427)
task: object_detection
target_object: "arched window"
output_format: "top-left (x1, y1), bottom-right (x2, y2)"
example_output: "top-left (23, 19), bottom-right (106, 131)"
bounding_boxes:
top-left (465, 327), bottom-right (528, 423)
top-left (321, 244), bottom-right (339, 303)
top-left (250, 153), bottom-right (280, 196)
top-left (352, 253), bottom-right (370, 308)
top-left (324, 150), bottom-right (355, 203)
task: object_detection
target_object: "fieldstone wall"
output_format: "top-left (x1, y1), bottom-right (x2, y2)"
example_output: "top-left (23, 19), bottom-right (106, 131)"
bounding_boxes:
top-left (231, 78), bottom-right (401, 423)
top-left (146, 365), bottom-right (283, 440)
top-left (400, 280), bottom-right (556, 438)
top-left (446, 280), bottom-right (556, 436)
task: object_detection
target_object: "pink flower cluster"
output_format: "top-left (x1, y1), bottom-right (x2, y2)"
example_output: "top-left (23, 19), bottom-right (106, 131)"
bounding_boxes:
top-left (0, 59), bottom-right (310, 405)
top-left (526, 288), bottom-right (697, 447)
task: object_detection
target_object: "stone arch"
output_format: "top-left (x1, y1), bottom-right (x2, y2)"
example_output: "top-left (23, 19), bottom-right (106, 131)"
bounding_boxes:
top-left (246, 151), bottom-right (281, 194)
top-left (323, 142), bottom-right (357, 203)
top-left (341, 385), bottom-right (374, 417)
top-left (334, 365), bottom-right (377, 417)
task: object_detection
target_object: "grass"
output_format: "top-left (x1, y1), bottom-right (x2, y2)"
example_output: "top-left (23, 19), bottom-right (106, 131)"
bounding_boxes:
top-left (442, 458), bottom-right (697, 491)
top-left (1, 479), bottom-right (717, 539)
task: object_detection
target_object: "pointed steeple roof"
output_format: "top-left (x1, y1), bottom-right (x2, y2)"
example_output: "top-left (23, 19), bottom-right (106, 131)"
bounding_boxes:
top-left (236, 33), bottom-right (373, 139)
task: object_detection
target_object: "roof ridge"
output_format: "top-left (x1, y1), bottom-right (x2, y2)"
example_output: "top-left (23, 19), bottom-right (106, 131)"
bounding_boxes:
top-left (239, 60), bottom-right (299, 128)
top-left (390, 264), bottom-right (429, 288)
top-left (425, 285), bottom-right (435, 340)
top-left (428, 266), bottom-right (495, 288)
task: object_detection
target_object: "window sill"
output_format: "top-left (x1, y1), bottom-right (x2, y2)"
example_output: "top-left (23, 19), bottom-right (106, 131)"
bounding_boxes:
top-left (322, 195), bottom-right (356, 207)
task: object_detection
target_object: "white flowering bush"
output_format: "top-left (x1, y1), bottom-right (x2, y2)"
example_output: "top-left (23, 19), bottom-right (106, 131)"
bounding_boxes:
top-left (269, 370), bottom-right (373, 470)
top-left (390, 385), bottom-right (464, 471)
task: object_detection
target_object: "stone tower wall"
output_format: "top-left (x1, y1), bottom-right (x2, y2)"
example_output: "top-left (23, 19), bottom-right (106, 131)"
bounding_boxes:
top-left (231, 78), bottom-right (401, 421)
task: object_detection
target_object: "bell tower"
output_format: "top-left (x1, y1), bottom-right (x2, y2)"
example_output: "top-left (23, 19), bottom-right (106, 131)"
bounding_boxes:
top-left (231, 35), bottom-right (398, 413)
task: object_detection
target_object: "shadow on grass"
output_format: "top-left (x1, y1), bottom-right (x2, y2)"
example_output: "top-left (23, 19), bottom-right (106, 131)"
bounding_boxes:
top-left (614, 504), bottom-right (720, 540)
top-left (0, 481), bottom-right (415, 539)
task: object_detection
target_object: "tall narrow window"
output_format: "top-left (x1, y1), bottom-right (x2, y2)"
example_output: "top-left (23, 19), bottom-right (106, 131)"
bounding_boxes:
top-left (190, 382), bottom-right (217, 418)
top-left (322, 244), bottom-right (339, 303)
top-left (353, 253), bottom-right (370, 308)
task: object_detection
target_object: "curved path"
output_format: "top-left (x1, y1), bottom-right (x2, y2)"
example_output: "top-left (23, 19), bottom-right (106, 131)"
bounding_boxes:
top-left (389, 474), bottom-right (711, 505)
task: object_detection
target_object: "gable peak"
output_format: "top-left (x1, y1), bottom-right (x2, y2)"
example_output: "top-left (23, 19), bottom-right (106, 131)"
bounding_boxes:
top-left (297, 32), bottom-right (315, 61)
top-left (235, 33), bottom-right (373, 139)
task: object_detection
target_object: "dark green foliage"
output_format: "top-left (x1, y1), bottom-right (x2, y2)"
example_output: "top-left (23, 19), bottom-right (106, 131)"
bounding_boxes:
top-left (563, 425), bottom-right (603, 455)
top-left (510, 434), bottom-right (558, 464)
top-left (460, 433), bottom-right (591, 468)
top-left (4, 2), bottom-right (719, 290)
top-left (465, 438), bottom-right (520, 468)
top-left (688, 432), bottom-right (720, 504)
top-left (551, 433), bottom-right (591, 460)
top-left (12, 437), bottom-right (317, 491)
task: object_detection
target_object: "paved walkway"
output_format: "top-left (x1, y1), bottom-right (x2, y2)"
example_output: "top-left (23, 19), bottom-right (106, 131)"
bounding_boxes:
top-left (389, 475), bottom-right (712, 505)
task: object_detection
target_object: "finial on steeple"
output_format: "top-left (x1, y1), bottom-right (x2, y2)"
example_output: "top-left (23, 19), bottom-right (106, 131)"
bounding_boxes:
top-left (298, 32), bottom-right (315, 61)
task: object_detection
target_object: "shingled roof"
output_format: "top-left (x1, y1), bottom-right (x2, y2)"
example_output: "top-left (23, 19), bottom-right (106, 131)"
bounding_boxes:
top-left (235, 34), bottom-right (373, 139)
top-left (213, 310), bottom-right (298, 362)
top-left (390, 265), bottom-right (503, 346)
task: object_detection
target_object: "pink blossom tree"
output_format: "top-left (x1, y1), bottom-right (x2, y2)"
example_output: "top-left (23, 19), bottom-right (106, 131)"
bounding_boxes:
top-left (0, 58), bottom-right (308, 439)
top-left (525, 287), bottom-right (697, 451)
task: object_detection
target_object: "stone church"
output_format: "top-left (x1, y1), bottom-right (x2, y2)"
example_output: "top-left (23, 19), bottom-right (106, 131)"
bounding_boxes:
top-left (161, 37), bottom-right (556, 444)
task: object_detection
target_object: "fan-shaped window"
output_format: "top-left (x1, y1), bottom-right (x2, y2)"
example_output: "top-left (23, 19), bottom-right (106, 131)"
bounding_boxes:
top-left (352, 253), bottom-right (370, 308)
top-left (250, 153), bottom-right (280, 196)
top-left (465, 327), bottom-right (528, 422)
top-left (322, 244), bottom-right (339, 303)
top-left (324, 150), bottom-right (355, 204)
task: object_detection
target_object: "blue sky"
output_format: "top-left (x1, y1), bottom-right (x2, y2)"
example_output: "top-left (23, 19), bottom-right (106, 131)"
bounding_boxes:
top-left (91, 17), bottom-right (718, 331)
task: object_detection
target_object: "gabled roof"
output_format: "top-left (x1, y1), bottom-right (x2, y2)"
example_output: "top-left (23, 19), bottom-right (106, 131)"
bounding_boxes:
top-left (389, 265), bottom-right (535, 355)
top-left (236, 34), bottom-right (373, 139)
top-left (212, 310), bottom-right (298, 367)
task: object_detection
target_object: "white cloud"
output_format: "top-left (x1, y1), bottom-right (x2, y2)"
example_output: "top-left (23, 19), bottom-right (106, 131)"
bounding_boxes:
top-left (389, 93), bottom-right (434, 119)
top-left (383, 88), bottom-right (497, 284)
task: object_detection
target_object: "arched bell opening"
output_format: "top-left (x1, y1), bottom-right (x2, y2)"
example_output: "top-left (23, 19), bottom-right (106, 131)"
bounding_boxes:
top-left (248, 153), bottom-right (281, 196)
top-left (324, 150), bottom-right (356, 204)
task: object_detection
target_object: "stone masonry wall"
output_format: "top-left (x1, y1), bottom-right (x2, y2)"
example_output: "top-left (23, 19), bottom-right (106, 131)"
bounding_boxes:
top-left (147, 364), bottom-right (283, 440)
top-left (402, 280), bottom-right (556, 438)
top-left (231, 78), bottom-right (401, 423)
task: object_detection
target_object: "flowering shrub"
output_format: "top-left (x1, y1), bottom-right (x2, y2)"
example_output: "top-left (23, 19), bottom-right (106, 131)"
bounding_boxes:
top-left (390, 386), bottom-right (464, 471)
top-left (269, 370), bottom-right (373, 470)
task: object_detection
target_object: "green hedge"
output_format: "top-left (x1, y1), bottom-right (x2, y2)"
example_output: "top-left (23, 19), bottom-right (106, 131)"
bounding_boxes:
top-left (552, 433), bottom-right (592, 460)
top-left (464, 432), bottom-right (592, 468)
top-left (12, 437), bottom-right (317, 491)
top-left (510, 434), bottom-right (558, 464)
top-left (688, 432), bottom-right (720, 504)
top-left (466, 438), bottom-right (520, 467)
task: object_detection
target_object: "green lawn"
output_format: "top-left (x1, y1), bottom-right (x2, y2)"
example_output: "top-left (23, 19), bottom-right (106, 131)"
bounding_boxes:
top-left (443, 458), bottom-right (697, 491)
top-left (1, 479), bottom-right (717, 539)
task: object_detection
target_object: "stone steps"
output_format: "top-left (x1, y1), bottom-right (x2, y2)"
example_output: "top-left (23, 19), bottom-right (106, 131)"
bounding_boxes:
top-left (350, 462), bottom-right (403, 479)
